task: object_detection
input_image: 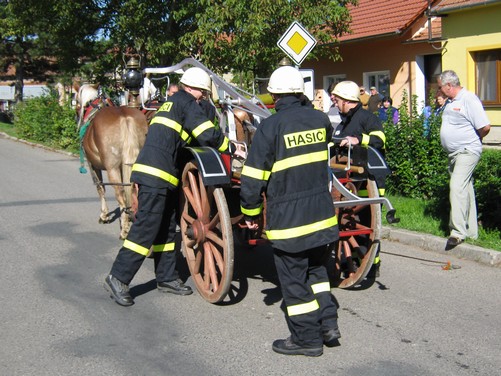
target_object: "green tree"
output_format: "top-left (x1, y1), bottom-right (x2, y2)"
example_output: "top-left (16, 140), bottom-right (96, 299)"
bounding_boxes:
top-left (2, 0), bottom-right (357, 96)
top-left (0, 0), bottom-right (39, 101)
top-left (180, 0), bottom-right (355, 77)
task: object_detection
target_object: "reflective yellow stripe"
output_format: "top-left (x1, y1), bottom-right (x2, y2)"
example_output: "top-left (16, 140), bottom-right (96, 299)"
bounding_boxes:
top-left (373, 256), bottom-right (380, 264)
top-left (152, 242), bottom-right (175, 252)
top-left (132, 163), bottom-right (179, 186)
top-left (241, 165), bottom-right (271, 181)
top-left (151, 116), bottom-right (191, 141)
top-left (218, 136), bottom-right (230, 152)
top-left (311, 281), bottom-right (331, 294)
top-left (271, 150), bottom-right (328, 173)
top-left (358, 189), bottom-right (368, 197)
top-left (192, 121), bottom-right (214, 138)
top-left (369, 130), bottom-right (386, 146)
top-left (123, 239), bottom-right (149, 256)
top-left (240, 204), bottom-right (263, 217)
top-left (357, 189), bottom-right (384, 197)
top-left (361, 134), bottom-right (370, 146)
top-left (287, 299), bottom-right (319, 316)
top-left (266, 216), bottom-right (338, 240)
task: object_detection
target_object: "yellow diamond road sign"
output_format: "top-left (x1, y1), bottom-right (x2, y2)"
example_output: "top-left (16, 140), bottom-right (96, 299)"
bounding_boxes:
top-left (277, 21), bottom-right (317, 66)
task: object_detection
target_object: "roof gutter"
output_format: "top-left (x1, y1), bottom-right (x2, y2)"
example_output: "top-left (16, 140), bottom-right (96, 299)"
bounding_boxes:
top-left (430, 0), bottom-right (501, 16)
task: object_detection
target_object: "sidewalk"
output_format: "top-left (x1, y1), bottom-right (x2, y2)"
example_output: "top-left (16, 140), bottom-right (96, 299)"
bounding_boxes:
top-left (382, 226), bottom-right (501, 267)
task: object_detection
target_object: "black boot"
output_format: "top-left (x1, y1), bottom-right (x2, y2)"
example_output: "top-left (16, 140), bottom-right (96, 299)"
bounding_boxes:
top-left (104, 274), bottom-right (134, 306)
top-left (272, 337), bottom-right (323, 357)
top-left (157, 279), bottom-right (193, 295)
top-left (322, 327), bottom-right (341, 347)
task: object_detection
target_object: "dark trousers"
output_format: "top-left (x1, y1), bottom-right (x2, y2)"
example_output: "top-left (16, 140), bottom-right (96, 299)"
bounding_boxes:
top-left (110, 185), bottom-right (179, 285)
top-left (274, 245), bottom-right (339, 347)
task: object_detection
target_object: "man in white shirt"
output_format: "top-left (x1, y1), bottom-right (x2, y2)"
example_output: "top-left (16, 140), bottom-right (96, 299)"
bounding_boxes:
top-left (438, 70), bottom-right (490, 250)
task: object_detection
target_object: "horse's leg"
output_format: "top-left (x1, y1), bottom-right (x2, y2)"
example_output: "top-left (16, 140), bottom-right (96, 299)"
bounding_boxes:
top-left (106, 167), bottom-right (129, 240)
top-left (89, 165), bottom-right (111, 224)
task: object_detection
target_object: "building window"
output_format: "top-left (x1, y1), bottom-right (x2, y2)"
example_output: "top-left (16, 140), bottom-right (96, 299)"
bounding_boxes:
top-left (323, 74), bottom-right (346, 92)
top-left (475, 49), bottom-right (501, 105)
top-left (364, 71), bottom-right (390, 96)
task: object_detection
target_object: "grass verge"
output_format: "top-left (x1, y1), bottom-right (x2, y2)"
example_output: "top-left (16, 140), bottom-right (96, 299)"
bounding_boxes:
top-left (0, 121), bottom-right (21, 138)
top-left (383, 194), bottom-right (500, 252)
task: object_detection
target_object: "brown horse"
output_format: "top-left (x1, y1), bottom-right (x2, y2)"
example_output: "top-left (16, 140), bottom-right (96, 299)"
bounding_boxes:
top-left (81, 105), bottom-right (149, 239)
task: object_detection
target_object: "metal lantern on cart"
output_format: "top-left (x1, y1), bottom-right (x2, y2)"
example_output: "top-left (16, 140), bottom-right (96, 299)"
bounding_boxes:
top-left (123, 57), bottom-right (142, 108)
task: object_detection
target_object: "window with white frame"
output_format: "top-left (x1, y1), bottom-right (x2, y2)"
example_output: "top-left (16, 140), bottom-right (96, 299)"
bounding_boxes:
top-left (474, 49), bottom-right (501, 105)
top-left (364, 71), bottom-right (390, 97)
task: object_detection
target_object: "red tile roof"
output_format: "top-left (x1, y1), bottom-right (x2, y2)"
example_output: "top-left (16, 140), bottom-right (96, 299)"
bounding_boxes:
top-left (340, 0), bottom-right (431, 42)
top-left (407, 16), bottom-right (442, 42)
top-left (432, 0), bottom-right (501, 13)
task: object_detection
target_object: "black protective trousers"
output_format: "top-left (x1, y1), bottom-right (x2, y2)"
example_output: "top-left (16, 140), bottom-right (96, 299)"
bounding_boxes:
top-left (110, 185), bottom-right (179, 285)
top-left (274, 245), bottom-right (339, 348)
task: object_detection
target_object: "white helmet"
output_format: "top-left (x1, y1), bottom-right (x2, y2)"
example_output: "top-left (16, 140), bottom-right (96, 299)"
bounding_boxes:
top-left (267, 66), bottom-right (304, 94)
top-left (180, 67), bottom-right (212, 92)
top-left (332, 81), bottom-right (360, 102)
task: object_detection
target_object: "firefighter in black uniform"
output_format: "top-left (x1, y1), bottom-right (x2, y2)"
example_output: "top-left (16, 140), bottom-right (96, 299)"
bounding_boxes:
top-left (240, 66), bottom-right (340, 357)
top-left (105, 67), bottom-right (235, 306)
top-left (331, 80), bottom-right (387, 278)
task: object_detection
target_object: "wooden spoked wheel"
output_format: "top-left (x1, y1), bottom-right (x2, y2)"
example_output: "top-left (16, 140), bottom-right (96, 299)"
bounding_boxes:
top-left (330, 178), bottom-right (381, 288)
top-left (180, 161), bottom-right (234, 303)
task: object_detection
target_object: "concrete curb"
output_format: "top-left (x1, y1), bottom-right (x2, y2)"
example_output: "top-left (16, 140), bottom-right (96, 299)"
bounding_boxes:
top-left (382, 226), bottom-right (501, 267)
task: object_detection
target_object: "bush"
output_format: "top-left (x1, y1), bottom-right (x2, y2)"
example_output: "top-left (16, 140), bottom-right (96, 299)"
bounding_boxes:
top-left (384, 91), bottom-right (449, 200)
top-left (13, 91), bottom-right (79, 151)
top-left (384, 90), bottom-right (501, 233)
top-left (474, 149), bottom-right (501, 232)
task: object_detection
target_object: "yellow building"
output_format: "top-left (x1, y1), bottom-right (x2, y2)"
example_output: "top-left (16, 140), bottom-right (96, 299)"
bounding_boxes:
top-left (432, 0), bottom-right (501, 145)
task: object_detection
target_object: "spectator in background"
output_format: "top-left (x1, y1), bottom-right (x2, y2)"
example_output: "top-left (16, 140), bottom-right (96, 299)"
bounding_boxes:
top-left (327, 82), bottom-right (342, 130)
top-left (435, 91), bottom-right (450, 116)
top-left (438, 70), bottom-right (490, 250)
top-left (368, 86), bottom-right (383, 113)
top-left (167, 83), bottom-right (179, 97)
top-left (423, 91), bottom-right (450, 137)
top-left (359, 86), bottom-right (370, 110)
top-left (378, 96), bottom-right (399, 125)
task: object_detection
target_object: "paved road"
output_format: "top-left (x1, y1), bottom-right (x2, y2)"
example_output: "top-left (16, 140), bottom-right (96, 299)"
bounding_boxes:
top-left (1, 136), bottom-right (500, 376)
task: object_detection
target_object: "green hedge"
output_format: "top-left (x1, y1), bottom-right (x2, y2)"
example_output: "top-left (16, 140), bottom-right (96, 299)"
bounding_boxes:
top-left (384, 91), bottom-right (500, 232)
top-left (13, 91), bottom-right (79, 151)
